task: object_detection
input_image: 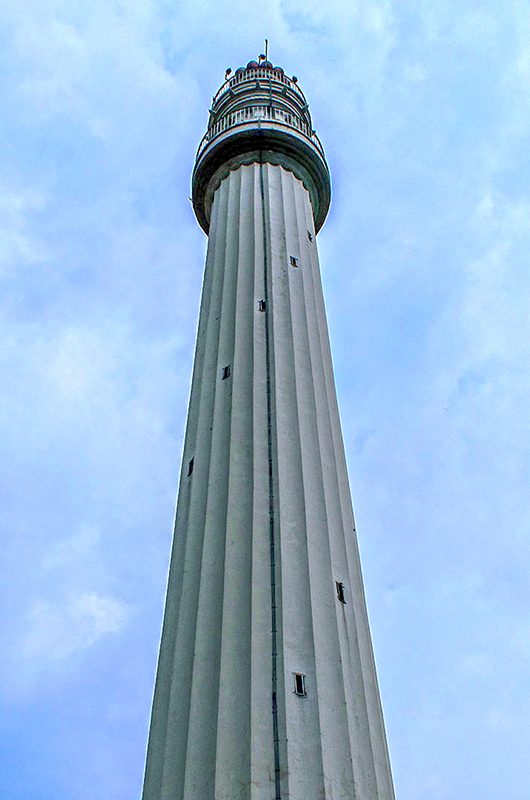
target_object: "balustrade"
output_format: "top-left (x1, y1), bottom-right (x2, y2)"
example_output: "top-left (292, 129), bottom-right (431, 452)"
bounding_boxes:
top-left (196, 103), bottom-right (325, 162)
top-left (212, 67), bottom-right (306, 106)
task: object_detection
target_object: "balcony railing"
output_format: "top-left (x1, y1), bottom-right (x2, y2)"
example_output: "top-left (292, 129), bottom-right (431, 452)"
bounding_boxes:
top-left (195, 103), bottom-right (325, 162)
top-left (212, 68), bottom-right (306, 107)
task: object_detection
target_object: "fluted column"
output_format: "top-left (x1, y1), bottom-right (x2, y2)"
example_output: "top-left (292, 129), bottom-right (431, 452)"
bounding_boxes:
top-left (142, 161), bottom-right (394, 800)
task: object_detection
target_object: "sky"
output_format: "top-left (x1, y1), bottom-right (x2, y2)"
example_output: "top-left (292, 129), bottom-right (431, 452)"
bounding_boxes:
top-left (1, 1), bottom-right (530, 798)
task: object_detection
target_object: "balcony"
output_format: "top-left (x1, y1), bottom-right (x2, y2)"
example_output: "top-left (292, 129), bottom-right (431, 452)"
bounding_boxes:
top-left (211, 67), bottom-right (307, 107)
top-left (196, 103), bottom-right (325, 162)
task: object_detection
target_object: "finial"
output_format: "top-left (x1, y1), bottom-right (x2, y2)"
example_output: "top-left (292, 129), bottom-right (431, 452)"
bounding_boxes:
top-left (225, 67), bottom-right (232, 80)
top-left (265, 38), bottom-right (269, 61)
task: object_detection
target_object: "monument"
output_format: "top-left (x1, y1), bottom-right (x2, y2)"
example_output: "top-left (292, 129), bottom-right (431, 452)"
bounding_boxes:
top-left (142, 54), bottom-right (395, 800)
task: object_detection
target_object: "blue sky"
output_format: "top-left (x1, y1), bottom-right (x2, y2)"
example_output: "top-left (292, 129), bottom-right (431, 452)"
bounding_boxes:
top-left (2, 1), bottom-right (530, 798)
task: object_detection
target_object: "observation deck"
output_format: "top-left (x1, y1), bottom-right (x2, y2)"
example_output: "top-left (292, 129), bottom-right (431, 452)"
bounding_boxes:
top-left (192, 58), bottom-right (331, 234)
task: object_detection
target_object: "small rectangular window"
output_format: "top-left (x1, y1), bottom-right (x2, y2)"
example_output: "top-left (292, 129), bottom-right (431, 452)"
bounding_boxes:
top-left (222, 365), bottom-right (231, 380)
top-left (187, 457), bottom-right (194, 476)
top-left (258, 299), bottom-right (266, 312)
top-left (307, 230), bottom-right (313, 242)
top-left (336, 581), bottom-right (346, 604)
top-left (293, 672), bottom-right (307, 696)
top-left (289, 255), bottom-right (299, 268)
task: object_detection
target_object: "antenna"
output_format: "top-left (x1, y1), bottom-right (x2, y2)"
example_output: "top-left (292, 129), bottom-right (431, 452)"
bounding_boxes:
top-left (265, 38), bottom-right (269, 61)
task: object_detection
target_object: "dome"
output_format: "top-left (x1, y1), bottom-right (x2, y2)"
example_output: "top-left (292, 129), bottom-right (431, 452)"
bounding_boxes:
top-left (246, 60), bottom-right (259, 69)
top-left (273, 66), bottom-right (284, 75)
top-left (235, 67), bottom-right (245, 75)
top-left (260, 60), bottom-right (273, 69)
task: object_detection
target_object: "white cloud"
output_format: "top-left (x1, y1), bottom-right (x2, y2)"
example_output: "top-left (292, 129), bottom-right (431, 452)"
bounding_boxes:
top-left (1, 588), bottom-right (131, 697)
top-left (43, 525), bottom-right (101, 570)
top-left (23, 592), bottom-right (130, 663)
top-left (0, 184), bottom-right (49, 274)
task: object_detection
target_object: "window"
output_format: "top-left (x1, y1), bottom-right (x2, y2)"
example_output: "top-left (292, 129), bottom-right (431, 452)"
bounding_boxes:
top-left (187, 457), bottom-right (194, 476)
top-left (293, 672), bottom-right (307, 696)
top-left (336, 581), bottom-right (346, 604)
top-left (289, 255), bottom-right (300, 268)
top-left (258, 299), bottom-right (266, 312)
top-left (307, 230), bottom-right (313, 242)
top-left (222, 365), bottom-right (231, 380)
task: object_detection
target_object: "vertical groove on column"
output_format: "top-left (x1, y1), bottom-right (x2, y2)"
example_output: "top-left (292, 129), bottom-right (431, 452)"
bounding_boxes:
top-left (273, 163), bottom-right (325, 799)
top-left (164, 181), bottom-right (228, 800)
top-left (261, 164), bottom-right (288, 800)
top-left (299, 186), bottom-right (359, 772)
top-left (303, 193), bottom-right (394, 798)
top-left (154, 179), bottom-right (229, 800)
top-left (214, 166), bottom-right (254, 799)
top-left (183, 170), bottom-right (240, 799)
top-left (259, 157), bottom-right (282, 800)
top-left (250, 162), bottom-right (278, 800)
top-left (296, 178), bottom-right (366, 798)
top-left (284, 168), bottom-right (347, 795)
top-left (304, 186), bottom-right (380, 797)
top-left (299, 190), bottom-right (369, 796)
top-left (250, 161), bottom-right (267, 797)
top-left (142, 193), bottom-right (218, 799)
top-left (290, 171), bottom-right (356, 799)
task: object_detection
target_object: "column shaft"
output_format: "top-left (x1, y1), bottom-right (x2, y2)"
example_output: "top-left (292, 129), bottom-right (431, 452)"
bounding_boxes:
top-left (142, 162), bottom-right (394, 800)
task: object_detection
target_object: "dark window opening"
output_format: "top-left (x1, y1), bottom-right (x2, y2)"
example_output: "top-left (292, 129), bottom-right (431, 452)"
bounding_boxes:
top-left (222, 365), bottom-right (231, 380)
top-left (307, 230), bottom-right (313, 242)
top-left (336, 581), bottom-right (346, 604)
top-left (258, 299), bottom-right (266, 312)
top-left (289, 255), bottom-right (300, 268)
top-left (293, 672), bottom-right (307, 696)
top-left (187, 457), bottom-right (194, 476)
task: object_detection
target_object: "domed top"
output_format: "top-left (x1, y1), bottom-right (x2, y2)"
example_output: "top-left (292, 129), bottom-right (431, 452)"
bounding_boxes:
top-left (244, 58), bottom-right (280, 71)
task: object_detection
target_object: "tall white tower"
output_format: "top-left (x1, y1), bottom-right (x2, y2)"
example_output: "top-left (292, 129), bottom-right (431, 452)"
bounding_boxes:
top-left (142, 56), bottom-right (395, 800)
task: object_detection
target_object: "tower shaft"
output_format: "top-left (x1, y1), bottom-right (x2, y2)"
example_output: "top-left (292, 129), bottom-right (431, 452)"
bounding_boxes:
top-left (143, 58), bottom-right (395, 800)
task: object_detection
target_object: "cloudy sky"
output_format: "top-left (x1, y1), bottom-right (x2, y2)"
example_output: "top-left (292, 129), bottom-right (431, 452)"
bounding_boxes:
top-left (2, 1), bottom-right (530, 798)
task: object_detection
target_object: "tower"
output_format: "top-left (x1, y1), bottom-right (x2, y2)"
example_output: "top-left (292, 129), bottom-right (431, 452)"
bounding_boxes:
top-left (142, 56), bottom-right (395, 800)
